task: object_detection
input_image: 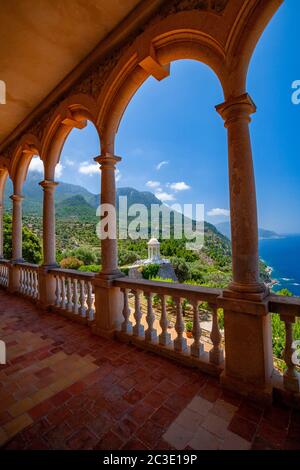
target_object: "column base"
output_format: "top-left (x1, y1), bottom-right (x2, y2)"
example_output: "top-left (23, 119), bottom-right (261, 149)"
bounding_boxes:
top-left (92, 276), bottom-right (124, 334)
top-left (220, 370), bottom-right (273, 406)
top-left (37, 265), bottom-right (58, 309)
top-left (95, 270), bottom-right (125, 283)
top-left (8, 262), bottom-right (20, 293)
top-left (218, 293), bottom-right (274, 404)
top-left (224, 281), bottom-right (269, 302)
top-left (11, 258), bottom-right (24, 264)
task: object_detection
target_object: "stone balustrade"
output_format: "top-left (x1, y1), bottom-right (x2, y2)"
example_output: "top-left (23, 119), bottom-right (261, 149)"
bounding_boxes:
top-left (0, 259), bottom-right (9, 288)
top-left (269, 295), bottom-right (300, 394)
top-left (114, 277), bottom-right (224, 376)
top-left (49, 268), bottom-right (95, 322)
top-left (16, 262), bottom-right (39, 300)
top-left (0, 263), bottom-right (299, 403)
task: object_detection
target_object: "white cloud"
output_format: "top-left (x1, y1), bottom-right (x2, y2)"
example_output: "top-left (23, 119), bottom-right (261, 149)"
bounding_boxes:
top-left (65, 158), bottom-right (75, 166)
top-left (156, 161), bottom-right (168, 170)
top-left (116, 169), bottom-right (121, 182)
top-left (28, 158), bottom-right (43, 173)
top-left (146, 180), bottom-right (161, 189)
top-left (169, 181), bottom-right (191, 191)
top-left (155, 191), bottom-right (175, 202)
top-left (79, 162), bottom-right (99, 176)
top-left (207, 208), bottom-right (230, 217)
top-left (28, 158), bottom-right (63, 179)
top-left (55, 163), bottom-right (63, 179)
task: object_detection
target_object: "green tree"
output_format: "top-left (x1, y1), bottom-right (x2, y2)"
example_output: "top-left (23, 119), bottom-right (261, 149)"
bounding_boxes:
top-left (3, 214), bottom-right (42, 264)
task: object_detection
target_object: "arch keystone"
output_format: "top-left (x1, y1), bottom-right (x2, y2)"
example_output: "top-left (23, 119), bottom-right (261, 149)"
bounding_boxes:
top-left (61, 110), bottom-right (87, 129)
top-left (138, 44), bottom-right (170, 81)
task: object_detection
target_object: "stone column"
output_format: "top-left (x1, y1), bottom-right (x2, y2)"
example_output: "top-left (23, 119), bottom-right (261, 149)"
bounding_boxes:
top-left (0, 202), bottom-right (3, 259)
top-left (38, 180), bottom-right (59, 308)
top-left (95, 154), bottom-right (121, 277)
top-left (216, 94), bottom-right (273, 402)
top-left (8, 194), bottom-right (24, 293)
top-left (92, 153), bottom-right (124, 337)
top-left (10, 194), bottom-right (23, 262)
top-left (39, 180), bottom-right (58, 266)
top-left (216, 93), bottom-right (266, 300)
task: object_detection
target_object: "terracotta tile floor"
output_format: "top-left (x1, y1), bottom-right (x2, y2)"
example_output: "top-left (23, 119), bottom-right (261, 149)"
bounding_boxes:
top-left (0, 290), bottom-right (299, 450)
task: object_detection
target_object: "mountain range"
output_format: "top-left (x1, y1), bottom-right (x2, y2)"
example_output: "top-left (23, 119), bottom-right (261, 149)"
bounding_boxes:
top-left (4, 172), bottom-right (227, 237)
top-left (216, 221), bottom-right (281, 240)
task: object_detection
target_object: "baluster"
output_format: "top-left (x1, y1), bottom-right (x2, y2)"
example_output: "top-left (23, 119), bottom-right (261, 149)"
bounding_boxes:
top-left (174, 297), bottom-right (187, 352)
top-left (35, 272), bottom-right (39, 299)
top-left (29, 271), bottom-right (33, 297)
top-left (133, 289), bottom-right (144, 337)
top-left (209, 304), bottom-right (224, 365)
top-left (27, 270), bottom-right (31, 296)
top-left (121, 288), bottom-right (132, 333)
top-left (60, 276), bottom-right (66, 309)
top-left (72, 278), bottom-right (79, 314)
top-left (78, 279), bottom-right (86, 317)
top-left (19, 268), bottom-right (23, 293)
top-left (159, 294), bottom-right (171, 345)
top-left (145, 292), bottom-right (157, 342)
top-left (24, 270), bottom-right (28, 295)
top-left (282, 316), bottom-right (300, 393)
top-left (86, 281), bottom-right (94, 321)
top-left (66, 277), bottom-right (73, 312)
top-left (32, 271), bottom-right (37, 299)
top-left (191, 299), bottom-right (204, 357)
top-left (55, 275), bottom-right (61, 307)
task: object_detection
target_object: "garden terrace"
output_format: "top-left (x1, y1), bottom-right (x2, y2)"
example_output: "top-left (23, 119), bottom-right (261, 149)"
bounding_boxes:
top-left (0, 0), bottom-right (299, 451)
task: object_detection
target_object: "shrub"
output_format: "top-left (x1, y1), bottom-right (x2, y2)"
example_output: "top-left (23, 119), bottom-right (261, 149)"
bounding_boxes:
top-left (62, 246), bottom-right (97, 265)
top-left (142, 264), bottom-right (160, 280)
top-left (170, 257), bottom-right (191, 282)
top-left (60, 257), bottom-right (83, 270)
top-left (186, 321), bottom-right (193, 332)
top-left (78, 264), bottom-right (101, 273)
top-left (120, 266), bottom-right (129, 276)
top-left (119, 250), bottom-right (140, 266)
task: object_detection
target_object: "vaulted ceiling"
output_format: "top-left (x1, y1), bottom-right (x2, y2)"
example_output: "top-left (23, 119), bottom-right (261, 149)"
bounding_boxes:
top-left (0, 0), bottom-right (143, 144)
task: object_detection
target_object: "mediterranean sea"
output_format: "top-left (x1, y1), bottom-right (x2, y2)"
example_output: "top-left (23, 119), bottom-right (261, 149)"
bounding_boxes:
top-left (259, 235), bottom-right (300, 296)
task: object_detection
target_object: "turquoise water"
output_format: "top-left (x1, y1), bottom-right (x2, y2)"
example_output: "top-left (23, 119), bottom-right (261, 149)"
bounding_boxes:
top-left (259, 235), bottom-right (300, 296)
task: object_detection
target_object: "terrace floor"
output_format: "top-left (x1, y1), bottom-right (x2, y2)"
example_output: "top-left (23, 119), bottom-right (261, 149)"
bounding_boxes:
top-left (0, 290), bottom-right (299, 451)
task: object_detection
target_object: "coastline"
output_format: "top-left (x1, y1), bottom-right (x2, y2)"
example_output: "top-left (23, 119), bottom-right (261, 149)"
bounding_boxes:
top-left (264, 264), bottom-right (280, 290)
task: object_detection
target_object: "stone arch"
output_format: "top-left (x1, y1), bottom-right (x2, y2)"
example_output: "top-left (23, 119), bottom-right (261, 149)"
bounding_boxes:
top-left (9, 133), bottom-right (41, 195)
top-left (0, 167), bottom-right (8, 202)
top-left (97, 11), bottom-right (229, 154)
top-left (97, 2), bottom-right (283, 154)
top-left (41, 93), bottom-right (100, 180)
top-left (224, 0), bottom-right (283, 95)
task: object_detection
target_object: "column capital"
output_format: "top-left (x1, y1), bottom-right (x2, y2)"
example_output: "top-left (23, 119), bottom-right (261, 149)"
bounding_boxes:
top-left (39, 180), bottom-right (59, 191)
top-left (215, 93), bottom-right (256, 127)
top-left (10, 194), bottom-right (24, 202)
top-left (94, 153), bottom-right (122, 168)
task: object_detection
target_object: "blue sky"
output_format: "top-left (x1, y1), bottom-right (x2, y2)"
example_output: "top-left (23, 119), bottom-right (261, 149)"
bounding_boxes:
top-left (28, 0), bottom-right (299, 233)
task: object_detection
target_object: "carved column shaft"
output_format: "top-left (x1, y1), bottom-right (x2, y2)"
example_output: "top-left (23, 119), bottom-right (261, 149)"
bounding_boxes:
top-left (39, 180), bottom-right (58, 266)
top-left (95, 153), bottom-right (121, 277)
top-left (0, 203), bottom-right (3, 258)
top-left (216, 94), bottom-right (266, 297)
top-left (10, 194), bottom-right (24, 261)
